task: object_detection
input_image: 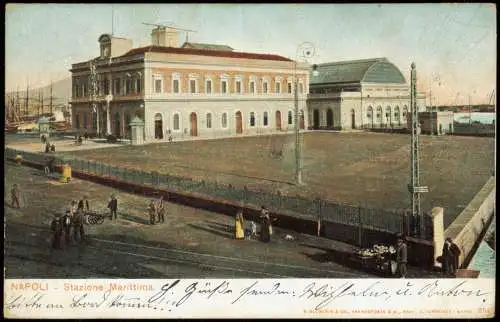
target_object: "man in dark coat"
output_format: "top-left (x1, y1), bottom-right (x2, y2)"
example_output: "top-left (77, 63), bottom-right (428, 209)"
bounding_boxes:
top-left (108, 194), bottom-right (118, 221)
top-left (72, 209), bottom-right (85, 243)
top-left (441, 239), bottom-right (452, 276)
top-left (50, 213), bottom-right (64, 249)
top-left (396, 234), bottom-right (408, 278)
top-left (77, 196), bottom-right (90, 213)
top-left (447, 237), bottom-right (461, 277)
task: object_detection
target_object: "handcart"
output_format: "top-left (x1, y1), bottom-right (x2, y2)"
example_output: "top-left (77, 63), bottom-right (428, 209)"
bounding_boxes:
top-left (350, 244), bottom-right (397, 276)
top-left (85, 210), bottom-right (106, 225)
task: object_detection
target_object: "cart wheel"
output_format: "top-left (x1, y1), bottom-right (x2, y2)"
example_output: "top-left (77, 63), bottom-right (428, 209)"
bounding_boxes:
top-left (96, 216), bottom-right (105, 224)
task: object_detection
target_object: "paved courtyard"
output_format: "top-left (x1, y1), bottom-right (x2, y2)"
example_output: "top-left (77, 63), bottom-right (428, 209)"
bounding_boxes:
top-left (59, 132), bottom-right (495, 228)
top-left (5, 162), bottom-right (447, 279)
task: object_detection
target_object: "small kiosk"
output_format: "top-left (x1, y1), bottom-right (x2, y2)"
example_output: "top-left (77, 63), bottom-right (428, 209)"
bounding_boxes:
top-left (129, 116), bottom-right (145, 146)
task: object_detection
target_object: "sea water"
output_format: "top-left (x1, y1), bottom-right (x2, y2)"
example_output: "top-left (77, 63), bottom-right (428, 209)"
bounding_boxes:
top-left (467, 241), bottom-right (496, 278)
top-left (454, 112), bottom-right (496, 124)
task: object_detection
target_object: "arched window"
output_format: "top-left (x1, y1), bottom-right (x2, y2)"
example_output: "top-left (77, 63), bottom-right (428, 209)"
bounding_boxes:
top-left (394, 106), bottom-right (400, 122)
top-left (376, 106), bottom-right (383, 122)
top-left (367, 106), bottom-right (373, 118)
top-left (250, 112), bottom-right (256, 127)
top-left (263, 111), bottom-right (268, 126)
top-left (402, 105), bottom-right (408, 118)
top-left (221, 112), bottom-right (228, 128)
top-left (173, 114), bottom-right (180, 130)
top-left (206, 113), bottom-right (212, 129)
top-left (288, 110), bottom-right (293, 125)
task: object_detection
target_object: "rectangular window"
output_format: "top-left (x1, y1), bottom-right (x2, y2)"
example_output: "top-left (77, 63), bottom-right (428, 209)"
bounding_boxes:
top-left (299, 83), bottom-right (304, 94)
top-left (206, 80), bottom-right (212, 94)
top-left (115, 79), bottom-right (121, 95)
top-left (263, 82), bottom-right (268, 94)
top-left (190, 79), bottom-right (196, 93)
top-left (249, 81), bottom-right (255, 94)
top-left (221, 80), bottom-right (227, 94)
top-left (135, 79), bottom-right (142, 94)
top-left (276, 82), bottom-right (281, 94)
top-left (155, 79), bottom-right (162, 93)
top-left (173, 79), bottom-right (180, 93)
top-left (104, 79), bottom-right (110, 95)
top-left (236, 81), bottom-right (241, 94)
top-left (126, 79), bottom-right (132, 94)
top-left (288, 83), bottom-right (292, 94)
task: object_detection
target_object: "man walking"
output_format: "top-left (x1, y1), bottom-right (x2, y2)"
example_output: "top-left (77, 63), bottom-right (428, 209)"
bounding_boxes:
top-left (10, 184), bottom-right (21, 209)
top-left (396, 234), bottom-right (408, 278)
top-left (72, 208), bottom-right (85, 244)
top-left (108, 194), bottom-right (118, 221)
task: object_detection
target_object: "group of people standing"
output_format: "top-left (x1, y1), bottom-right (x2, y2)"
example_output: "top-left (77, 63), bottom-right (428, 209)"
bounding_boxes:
top-left (50, 197), bottom-right (89, 249)
top-left (148, 194), bottom-right (167, 225)
top-left (234, 206), bottom-right (276, 243)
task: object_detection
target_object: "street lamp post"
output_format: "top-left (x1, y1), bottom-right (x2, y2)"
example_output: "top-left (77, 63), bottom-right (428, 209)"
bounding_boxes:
top-left (294, 42), bottom-right (317, 185)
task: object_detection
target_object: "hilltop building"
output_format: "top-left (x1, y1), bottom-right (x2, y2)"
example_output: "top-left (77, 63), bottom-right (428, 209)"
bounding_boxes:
top-left (70, 27), bottom-right (310, 140)
top-left (307, 58), bottom-right (427, 130)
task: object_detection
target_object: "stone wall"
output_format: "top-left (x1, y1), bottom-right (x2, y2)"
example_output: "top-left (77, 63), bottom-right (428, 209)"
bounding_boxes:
top-left (444, 176), bottom-right (496, 268)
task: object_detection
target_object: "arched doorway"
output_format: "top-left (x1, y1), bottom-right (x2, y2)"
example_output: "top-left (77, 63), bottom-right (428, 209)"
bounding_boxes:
top-left (235, 111), bottom-right (243, 134)
top-left (350, 109), bottom-right (356, 129)
top-left (115, 112), bottom-right (121, 137)
top-left (125, 113), bottom-right (131, 139)
top-left (367, 106), bottom-right (374, 128)
top-left (326, 108), bottom-right (333, 128)
top-left (154, 113), bottom-right (163, 139)
top-left (275, 110), bottom-right (282, 130)
top-left (313, 109), bottom-right (319, 129)
top-left (190, 112), bottom-right (198, 137)
top-left (300, 109), bottom-right (305, 129)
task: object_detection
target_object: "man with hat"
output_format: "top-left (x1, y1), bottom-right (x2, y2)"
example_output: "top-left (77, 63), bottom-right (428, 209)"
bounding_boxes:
top-left (108, 193), bottom-right (118, 221)
top-left (50, 212), bottom-right (64, 249)
top-left (446, 237), bottom-right (461, 277)
top-left (395, 233), bottom-right (408, 278)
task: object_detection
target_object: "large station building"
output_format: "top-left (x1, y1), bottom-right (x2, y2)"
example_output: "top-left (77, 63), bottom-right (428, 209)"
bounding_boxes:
top-left (307, 58), bottom-right (426, 130)
top-left (70, 27), bottom-right (310, 141)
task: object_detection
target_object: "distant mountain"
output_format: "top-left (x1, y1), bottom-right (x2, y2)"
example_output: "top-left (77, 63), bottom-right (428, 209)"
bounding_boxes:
top-left (5, 77), bottom-right (71, 106)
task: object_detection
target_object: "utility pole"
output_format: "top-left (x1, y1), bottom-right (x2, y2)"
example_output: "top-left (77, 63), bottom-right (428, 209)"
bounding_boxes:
top-left (409, 63), bottom-right (428, 239)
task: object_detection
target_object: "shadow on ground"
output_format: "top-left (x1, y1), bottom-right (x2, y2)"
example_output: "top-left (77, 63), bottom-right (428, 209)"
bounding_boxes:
top-left (187, 223), bottom-right (234, 239)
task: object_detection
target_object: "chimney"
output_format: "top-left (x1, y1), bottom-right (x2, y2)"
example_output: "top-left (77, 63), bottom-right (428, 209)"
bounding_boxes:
top-left (151, 27), bottom-right (179, 47)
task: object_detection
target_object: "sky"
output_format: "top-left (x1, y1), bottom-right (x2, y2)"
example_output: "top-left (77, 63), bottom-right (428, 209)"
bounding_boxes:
top-left (5, 3), bottom-right (497, 105)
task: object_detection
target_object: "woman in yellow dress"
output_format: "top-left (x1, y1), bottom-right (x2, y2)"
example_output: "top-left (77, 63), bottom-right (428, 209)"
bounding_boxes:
top-left (235, 210), bottom-right (245, 240)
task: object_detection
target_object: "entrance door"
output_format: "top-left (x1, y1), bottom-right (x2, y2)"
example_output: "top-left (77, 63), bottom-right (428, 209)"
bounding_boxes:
top-left (154, 113), bottom-right (163, 139)
top-left (275, 110), bottom-right (282, 130)
top-left (300, 109), bottom-right (305, 129)
top-left (115, 112), bottom-right (121, 137)
top-left (235, 111), bottom-right (243, 134)
top-left (327, 109), bottom-right (333, 128)
top-left (190, 112), bottom-right (198, 136)
top-left (351, 109), bottom-right (355, 129)
top-left (313, 109), bottom-right (319, 129)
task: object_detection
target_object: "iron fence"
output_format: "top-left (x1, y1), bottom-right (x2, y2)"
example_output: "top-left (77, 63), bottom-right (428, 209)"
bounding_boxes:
top-left (5, 147), bottom-right (432, 239)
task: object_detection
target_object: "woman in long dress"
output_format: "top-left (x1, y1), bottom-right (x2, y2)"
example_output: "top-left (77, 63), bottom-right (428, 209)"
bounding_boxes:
top-left (235, 210), bottom-right (245, 240)
top-left (259, 207), bottom-right (271, 243)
